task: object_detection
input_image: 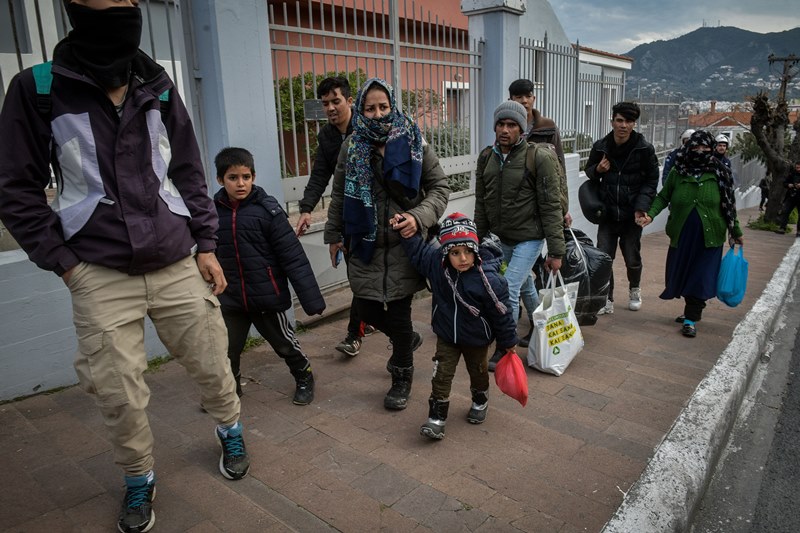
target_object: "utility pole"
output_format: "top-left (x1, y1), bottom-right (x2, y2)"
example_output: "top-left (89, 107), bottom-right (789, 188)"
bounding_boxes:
top-left (768, 54), bottom-right (799, 103)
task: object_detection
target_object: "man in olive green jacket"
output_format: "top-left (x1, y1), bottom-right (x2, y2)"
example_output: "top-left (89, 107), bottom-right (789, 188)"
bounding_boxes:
top-left (475, 101), bottom-right (565, 370)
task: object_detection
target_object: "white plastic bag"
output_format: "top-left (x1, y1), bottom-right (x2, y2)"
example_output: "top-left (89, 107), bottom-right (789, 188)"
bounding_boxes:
top-left (528, 271), bottom-right (585, 376)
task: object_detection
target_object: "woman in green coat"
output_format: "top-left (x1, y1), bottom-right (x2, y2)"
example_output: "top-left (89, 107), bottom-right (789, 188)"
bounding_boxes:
top-left (639, 130), bottom-right (744, 337)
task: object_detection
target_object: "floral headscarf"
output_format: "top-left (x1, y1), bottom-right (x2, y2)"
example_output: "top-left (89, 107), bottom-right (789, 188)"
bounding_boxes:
top-left (343, 78), bottom-right (423, 263)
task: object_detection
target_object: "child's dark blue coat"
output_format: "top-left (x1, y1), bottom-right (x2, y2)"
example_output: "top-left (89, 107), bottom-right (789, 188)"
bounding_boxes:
top-left (401, 234), bottom-right (518, 349)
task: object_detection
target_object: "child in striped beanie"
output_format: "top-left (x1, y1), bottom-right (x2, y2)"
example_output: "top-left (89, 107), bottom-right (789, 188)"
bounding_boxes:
top-left (393, 212), bottom-right (518, 441)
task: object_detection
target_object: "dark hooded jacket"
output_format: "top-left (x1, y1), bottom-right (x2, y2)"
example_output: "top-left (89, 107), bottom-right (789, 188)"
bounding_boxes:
top-left (215, 185), bottom-right (325, 315)
top-left (401, 233), bottom-right (518, 349)
top-left (0, 44), bottom-right (217, 276)
top-left (585, 130), bottom-right (659, 222)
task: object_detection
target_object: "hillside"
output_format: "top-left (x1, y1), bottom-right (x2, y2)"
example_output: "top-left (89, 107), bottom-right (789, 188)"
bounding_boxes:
top-left (624, 26), bottom-right (800, 101)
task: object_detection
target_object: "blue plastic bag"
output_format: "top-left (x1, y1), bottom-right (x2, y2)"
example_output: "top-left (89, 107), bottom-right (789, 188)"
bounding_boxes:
top-left (717, 245), bottom-right (748, 307)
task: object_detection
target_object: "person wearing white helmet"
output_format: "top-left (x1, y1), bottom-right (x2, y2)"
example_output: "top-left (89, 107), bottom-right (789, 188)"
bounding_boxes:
top-left (713, 134), bottom-right (732, 170)
top-left (662, 128), bottom-right (695, 185)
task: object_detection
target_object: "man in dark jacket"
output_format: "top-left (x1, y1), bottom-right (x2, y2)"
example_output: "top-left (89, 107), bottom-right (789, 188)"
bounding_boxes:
top-left (294, 77), bottom-right (377, 357)
top-left (585, 101), bottom-right (659, 315)
top-left (0, 2), bottom-right (248, 531)
top-left (775, 161), bottom-right (800, 236)
top-left (475, 101), bottom-right (565, 370)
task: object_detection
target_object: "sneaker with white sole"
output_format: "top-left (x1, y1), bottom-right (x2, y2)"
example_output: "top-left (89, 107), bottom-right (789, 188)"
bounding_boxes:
top-left (597, 300), bottom-right (614, 315)
top-left (628, 288), bottom-right (642, 311)
top-left (118, 472), bottom-right (156, 533)
top-left (216, 422), bottom-right (250, 480)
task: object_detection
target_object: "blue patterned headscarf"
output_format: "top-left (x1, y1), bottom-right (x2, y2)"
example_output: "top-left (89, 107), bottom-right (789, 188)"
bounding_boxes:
top-left (343, 78), bottom-right (423, 263)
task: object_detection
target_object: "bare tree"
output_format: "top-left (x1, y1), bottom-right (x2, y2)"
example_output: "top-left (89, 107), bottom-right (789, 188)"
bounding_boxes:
top-left (749, 55), bottom-right (800, 223)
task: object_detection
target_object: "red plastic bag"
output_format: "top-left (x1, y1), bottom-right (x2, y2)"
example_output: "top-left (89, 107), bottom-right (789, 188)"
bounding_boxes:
top-left (494, 350), bottom-right (528, 406)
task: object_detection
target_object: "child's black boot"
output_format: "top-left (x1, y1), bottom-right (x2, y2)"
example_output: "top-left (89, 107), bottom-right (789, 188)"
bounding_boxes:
top-left (384, 365), bottom-right (414, 410)
top-left (467, 389), bottom-right (488, 424)
top-left (420, 397), bottom-right (449, 440)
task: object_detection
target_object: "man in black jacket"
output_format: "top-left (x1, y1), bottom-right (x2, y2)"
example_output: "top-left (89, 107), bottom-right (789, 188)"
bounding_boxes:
top-left (294, 77), bottom-right (375, 356)
top-left (585, 102), bottom-right (659, 314)
top-left (775, 161), bottom-right (800, 236)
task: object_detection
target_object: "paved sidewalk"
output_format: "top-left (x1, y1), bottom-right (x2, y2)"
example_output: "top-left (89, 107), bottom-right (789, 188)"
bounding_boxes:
top-left (1, 208), bottom-right (796, 533)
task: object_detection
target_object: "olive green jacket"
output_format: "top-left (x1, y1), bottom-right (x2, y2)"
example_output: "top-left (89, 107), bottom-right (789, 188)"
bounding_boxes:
top-left (474, 140), bottom-right (565, 257)
top-left (324, 140), bottom-right (451, 302)
top-left (648, 170), bottom-right (743, 248)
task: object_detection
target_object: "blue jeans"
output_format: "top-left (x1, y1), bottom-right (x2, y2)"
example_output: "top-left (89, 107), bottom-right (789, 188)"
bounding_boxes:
top-left (500, 239), bottom-right (544, 325)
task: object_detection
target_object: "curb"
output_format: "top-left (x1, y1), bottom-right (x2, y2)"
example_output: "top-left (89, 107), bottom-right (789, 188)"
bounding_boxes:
top-left (602, 239), bottom-right (800, 532)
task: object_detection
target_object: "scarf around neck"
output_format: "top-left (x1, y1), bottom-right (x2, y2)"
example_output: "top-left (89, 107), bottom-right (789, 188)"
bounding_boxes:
top-left (343, 78), bottom-right (423, 263)
top-left (674, 130), bottom-right (737, 239)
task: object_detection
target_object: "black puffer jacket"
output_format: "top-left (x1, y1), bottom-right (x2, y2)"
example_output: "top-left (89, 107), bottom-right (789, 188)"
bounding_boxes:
top-left (215, 185), bottom-right (325, 315)
top-left (585, 131), bottom-right (659, 222)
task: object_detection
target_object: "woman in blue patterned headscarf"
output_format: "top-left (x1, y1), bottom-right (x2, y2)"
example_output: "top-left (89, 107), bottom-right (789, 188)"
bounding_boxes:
top-left (323, 77), bottom-right (450, 410)
top-left (640, 130), bottom-right (744, 338)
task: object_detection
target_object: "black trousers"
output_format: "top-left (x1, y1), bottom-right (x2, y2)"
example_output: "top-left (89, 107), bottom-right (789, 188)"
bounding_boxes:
top-left (597, 219), bottom-right (643, 301)
top-left (778, 194), bottom-right (800, 232)
top-left (221, 307), bottom-right (309, 377)
top-left (683, 296), bottom-right (707, 322)
top-left (354, 295), bottom-right (415, 368)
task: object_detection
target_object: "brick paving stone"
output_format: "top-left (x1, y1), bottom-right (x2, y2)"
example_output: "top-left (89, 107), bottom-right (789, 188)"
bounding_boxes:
top-left (602, 388), bottom-right (683, 432)
top-left (309, 443), bottom-right (383, 484)
top-left (349, 462), bottom-right (421, 507)
top-left (571, 442), bottom-right (647, 481)
top-left (616, 371), bottom-right (696, 405)
top-left (0, 464), bottom-right (58, 530)
top-left (0, 404), bottom-right (38, 437)
top-left (555, 384), bottom-right (612, 410)
top-left (64, 493), bottom-right (126, 533)
top-left (29, 459), bottom-right (105, 510)
top-left (422, 495), bottom-right (491, 531)
top-left (391, 483), bottom-right (449, 523)
top-left (601, 416), bottom-right (664, 449)
top-left (161, 465), bottom-right (280, 531)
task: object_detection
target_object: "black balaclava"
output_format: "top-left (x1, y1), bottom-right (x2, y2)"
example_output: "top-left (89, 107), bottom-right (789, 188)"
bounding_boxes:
top-left (65, 3), bottom-right (143, 88)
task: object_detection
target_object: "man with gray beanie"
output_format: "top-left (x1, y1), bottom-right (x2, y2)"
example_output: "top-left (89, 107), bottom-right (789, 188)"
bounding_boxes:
top-left (475, 100), bottom-right (566, 371)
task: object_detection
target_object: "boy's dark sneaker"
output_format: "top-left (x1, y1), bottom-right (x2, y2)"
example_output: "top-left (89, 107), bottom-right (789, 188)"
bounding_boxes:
top-left (117, 473), bottom-right (156, 533)
top-left (363, 324), bottom-right (377, 336)
top-left (336, 334), bottom-right (362, 357)
top-left (293, 371), bottom-right (315, 406)
top-left (215, 423), bottom-right (250, 480)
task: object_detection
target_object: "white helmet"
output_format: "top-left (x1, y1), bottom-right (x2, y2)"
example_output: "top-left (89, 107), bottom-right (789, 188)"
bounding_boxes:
top-left (715, 134), bottom-right (730, 146)
top-left (680, 129), bottom-right (695, 141)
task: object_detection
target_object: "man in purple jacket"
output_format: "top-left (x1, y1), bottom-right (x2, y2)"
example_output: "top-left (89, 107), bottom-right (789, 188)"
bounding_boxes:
top-left (0, 1), bottom-right (249, 531)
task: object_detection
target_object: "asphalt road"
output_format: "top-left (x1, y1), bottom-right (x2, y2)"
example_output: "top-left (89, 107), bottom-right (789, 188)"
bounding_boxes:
top-left (690, 274), bottom-right (800, 532)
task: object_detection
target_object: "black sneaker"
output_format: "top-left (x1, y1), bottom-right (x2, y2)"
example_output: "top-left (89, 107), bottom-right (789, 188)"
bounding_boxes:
top-left (117, 473), bottom-right (156, 533)
top-left (215, 423), bottom-right (250, 480)
top-left (487, 348), bottom-right (503, 372)
top-left (336, 334), bottom-right (362, 357)
top-left (293, 372), bottom-right (315, 406)
top-left (363, 324), bottom-right (377, 336)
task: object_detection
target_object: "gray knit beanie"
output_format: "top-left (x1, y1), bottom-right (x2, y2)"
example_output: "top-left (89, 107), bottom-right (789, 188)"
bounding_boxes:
top-left (494, 100), bottom-right (527, 131)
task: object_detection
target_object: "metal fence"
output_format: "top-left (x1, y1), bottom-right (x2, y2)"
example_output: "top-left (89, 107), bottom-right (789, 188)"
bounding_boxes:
top-left (268, 0), bottom-right (482, 210)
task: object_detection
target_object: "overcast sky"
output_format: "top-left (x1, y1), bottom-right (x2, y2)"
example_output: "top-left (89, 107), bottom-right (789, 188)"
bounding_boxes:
top-left (548, 0), bottom-right (800, 55)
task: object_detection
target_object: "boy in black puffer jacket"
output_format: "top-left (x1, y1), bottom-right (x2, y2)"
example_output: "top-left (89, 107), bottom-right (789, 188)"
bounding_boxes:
top-left (214, 147), bottom-right (325, 405)
top-left (394, 212), bottom-right (518, 440)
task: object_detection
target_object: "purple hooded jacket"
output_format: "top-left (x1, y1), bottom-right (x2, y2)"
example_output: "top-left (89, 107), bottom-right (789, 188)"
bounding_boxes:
top-left (0, 43), bottom-right (217, 276)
